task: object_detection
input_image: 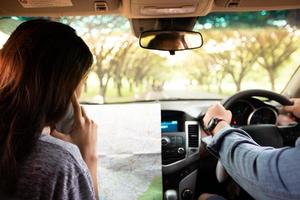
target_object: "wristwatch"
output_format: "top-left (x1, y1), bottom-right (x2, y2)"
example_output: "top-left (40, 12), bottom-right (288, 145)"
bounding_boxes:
top-left (204, 117), bottom-right (225, 135)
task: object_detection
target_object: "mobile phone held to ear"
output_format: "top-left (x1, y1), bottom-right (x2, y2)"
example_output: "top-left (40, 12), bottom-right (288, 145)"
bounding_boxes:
top-left (56, 103), bottom-right (74, 134)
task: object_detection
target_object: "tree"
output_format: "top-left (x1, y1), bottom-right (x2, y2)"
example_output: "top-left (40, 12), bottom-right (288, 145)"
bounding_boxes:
top-left (186, 51), bottom-right (216, 92)
top-left (255, 28), bottom-right (299, 90)
top-left (125, 49), bottom-right (167, 91)
top-left (60, 16), bottom-right (133, 101)
top-left (61, 16), bottom-right (170, 101)
top-left (196, 10), bottom-right (300, 29)
top-left (110, 40), bottom-right (135, 97)
top-left (209, 31), bottom-right (261, 91)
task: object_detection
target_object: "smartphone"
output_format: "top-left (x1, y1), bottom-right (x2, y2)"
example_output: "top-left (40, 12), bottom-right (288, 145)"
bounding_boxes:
top-left (55, 103), bottom-right (74, 134)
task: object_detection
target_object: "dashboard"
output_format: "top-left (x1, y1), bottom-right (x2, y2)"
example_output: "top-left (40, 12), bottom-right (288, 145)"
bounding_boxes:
top-left (160, 97), bottom-right (281, 200)
top-left (160, 97), bottom-right (279, 171)
top-left (160, 107), bottom-right (204, 200)
top-left (161, 110), bottom-right (200, 166)
top-left (229, 98), bottom-right (278, 126)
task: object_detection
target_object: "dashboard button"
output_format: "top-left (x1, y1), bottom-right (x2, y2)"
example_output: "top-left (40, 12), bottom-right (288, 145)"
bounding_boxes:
top-left (162, 137), bottom-right (171, 146)
top-left (182, 189), bottom-right (193, 200)
top-left (170, 136), bottom-right (176, 145)
top-left (177, 147), bottom-right (185, 155)
top-left (176, 136), bottom-right (183, 145)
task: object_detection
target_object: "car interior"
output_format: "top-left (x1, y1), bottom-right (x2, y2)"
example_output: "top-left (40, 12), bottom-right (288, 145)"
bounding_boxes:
top-left (1, 0), bottom-right (300, 200)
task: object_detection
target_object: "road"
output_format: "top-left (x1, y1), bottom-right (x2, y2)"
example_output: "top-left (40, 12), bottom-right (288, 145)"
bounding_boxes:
top-left (138, 89), bottom-right (225, 100)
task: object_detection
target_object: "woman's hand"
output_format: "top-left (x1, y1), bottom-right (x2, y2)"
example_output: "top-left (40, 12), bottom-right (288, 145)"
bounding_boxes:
top-left (51, 94), bottom-right (98, 162)
top-left (203, 103), bottom-right (232, 136)
top-left (51, 94), bottom-right (99, 199)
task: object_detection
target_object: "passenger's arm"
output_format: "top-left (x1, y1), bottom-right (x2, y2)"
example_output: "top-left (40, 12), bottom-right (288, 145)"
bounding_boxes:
top-left (83, 153), bottom-right (98, 200)
top-left (51, 95), bottom-right (99, 199)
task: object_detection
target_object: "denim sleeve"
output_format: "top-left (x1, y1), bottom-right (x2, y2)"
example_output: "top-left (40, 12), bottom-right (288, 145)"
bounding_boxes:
top-left (207, 127), bottom-right (300, 200)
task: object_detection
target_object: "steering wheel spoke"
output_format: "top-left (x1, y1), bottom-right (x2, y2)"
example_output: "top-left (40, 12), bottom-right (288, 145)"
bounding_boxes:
top-left (240, 124), bottom-right (283, 148)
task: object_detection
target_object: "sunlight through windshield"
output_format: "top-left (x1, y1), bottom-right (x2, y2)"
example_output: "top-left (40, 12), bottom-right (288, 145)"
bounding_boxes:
top-left (0, 10), bottom-right (300, 103)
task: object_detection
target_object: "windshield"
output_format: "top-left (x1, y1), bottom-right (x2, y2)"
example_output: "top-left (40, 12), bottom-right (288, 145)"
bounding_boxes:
top-left (1, 10), bottom-right (300, 103)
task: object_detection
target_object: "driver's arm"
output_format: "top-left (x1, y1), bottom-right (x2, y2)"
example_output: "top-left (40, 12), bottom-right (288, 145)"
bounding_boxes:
top-left (204, 103), bottom-right (300, 200)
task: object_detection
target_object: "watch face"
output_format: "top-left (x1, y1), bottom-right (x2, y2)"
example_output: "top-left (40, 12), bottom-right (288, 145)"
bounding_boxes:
top-left (208, 118), bottom-right (216, 128)
top-left (208, 117), bottom-right (222, 132)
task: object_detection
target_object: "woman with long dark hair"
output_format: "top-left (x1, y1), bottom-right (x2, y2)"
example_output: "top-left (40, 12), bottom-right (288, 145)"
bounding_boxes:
top-left (0, 19), bottom-right (98, 199)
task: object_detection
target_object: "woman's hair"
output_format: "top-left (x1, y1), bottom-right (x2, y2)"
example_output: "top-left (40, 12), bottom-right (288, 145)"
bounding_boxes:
top-left (0, 19), bottom-right (93, 192)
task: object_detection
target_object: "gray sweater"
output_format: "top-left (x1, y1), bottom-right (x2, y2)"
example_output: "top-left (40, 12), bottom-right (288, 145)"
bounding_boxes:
top-left (12, 133), bottom-right (96, 200)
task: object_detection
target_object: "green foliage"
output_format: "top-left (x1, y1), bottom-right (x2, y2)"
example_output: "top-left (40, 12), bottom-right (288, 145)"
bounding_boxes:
top-left (1, 15), bottom-right (299, 103)
top-left (138, 176), bottom-right (162, 200)
top-left (0, 18), bottom-right (23, 34)
top-left (189, 27), bottom-right (300, 92)
top-left (196, 9), bottom-right (300, 29)
top-left (61, 16), bottom-right (170, 103)
top-left (68, 15), bottom-right (299, 102)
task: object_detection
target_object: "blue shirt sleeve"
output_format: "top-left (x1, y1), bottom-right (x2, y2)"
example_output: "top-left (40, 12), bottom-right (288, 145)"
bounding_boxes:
top-left (207, 127), bottom-right (300, 200)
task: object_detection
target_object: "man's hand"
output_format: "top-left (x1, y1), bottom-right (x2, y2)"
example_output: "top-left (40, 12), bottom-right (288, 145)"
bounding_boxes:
top-left (282, 98), bottom-right (300, 118)
top-left (277, 114), bottom-right (296, 126)
top-left (203, 103), bottom-right (232, 135)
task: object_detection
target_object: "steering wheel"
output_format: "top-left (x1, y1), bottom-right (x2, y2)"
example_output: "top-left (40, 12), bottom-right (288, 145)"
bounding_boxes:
top-left (212, 89), bottom-right (298, 183)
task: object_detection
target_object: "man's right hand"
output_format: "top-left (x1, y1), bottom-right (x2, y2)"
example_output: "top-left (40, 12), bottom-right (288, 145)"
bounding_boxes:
top-left (203, 103), bottom-right (232, 136)
top-left (282, 98), bottom-right (300, 118)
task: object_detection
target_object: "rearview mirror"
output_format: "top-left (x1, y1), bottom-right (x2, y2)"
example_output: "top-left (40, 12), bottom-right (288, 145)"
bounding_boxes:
top-left (139, 30), bottom-right (203, 53)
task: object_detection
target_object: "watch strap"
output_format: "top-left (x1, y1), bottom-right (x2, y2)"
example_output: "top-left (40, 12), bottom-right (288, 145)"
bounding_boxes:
top-left (205, 117), bottom-right (225, 135)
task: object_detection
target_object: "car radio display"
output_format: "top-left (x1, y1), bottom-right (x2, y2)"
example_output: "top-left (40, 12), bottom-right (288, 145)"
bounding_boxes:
top-left (161, 121), bottom-right (178, 132)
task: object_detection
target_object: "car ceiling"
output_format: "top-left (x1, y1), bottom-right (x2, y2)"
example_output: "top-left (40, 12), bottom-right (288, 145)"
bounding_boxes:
top-left (0, 0), bottom-right (300, 18)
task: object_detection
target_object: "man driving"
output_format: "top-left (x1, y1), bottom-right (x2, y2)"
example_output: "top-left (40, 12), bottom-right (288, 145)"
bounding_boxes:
top-left (201, 99), bottom-right (300, 200)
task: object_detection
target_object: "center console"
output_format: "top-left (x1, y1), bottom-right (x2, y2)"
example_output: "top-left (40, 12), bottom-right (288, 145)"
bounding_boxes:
top-left (161, 110), bottom-right (201, 200)
top-left (161, 110), bottom-right (201, 167)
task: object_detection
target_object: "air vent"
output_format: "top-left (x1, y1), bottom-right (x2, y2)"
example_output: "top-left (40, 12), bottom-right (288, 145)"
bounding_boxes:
top-left (226, 0), bottom-right (240, 8)
top-left (94, 1), bottom-right (108, 12)
top-left (187, 124), bottom-right (199, 147)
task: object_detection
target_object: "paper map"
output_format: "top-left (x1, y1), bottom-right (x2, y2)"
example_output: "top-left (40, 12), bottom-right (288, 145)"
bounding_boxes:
top-left (83, 103), bottom-right (162, 200)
